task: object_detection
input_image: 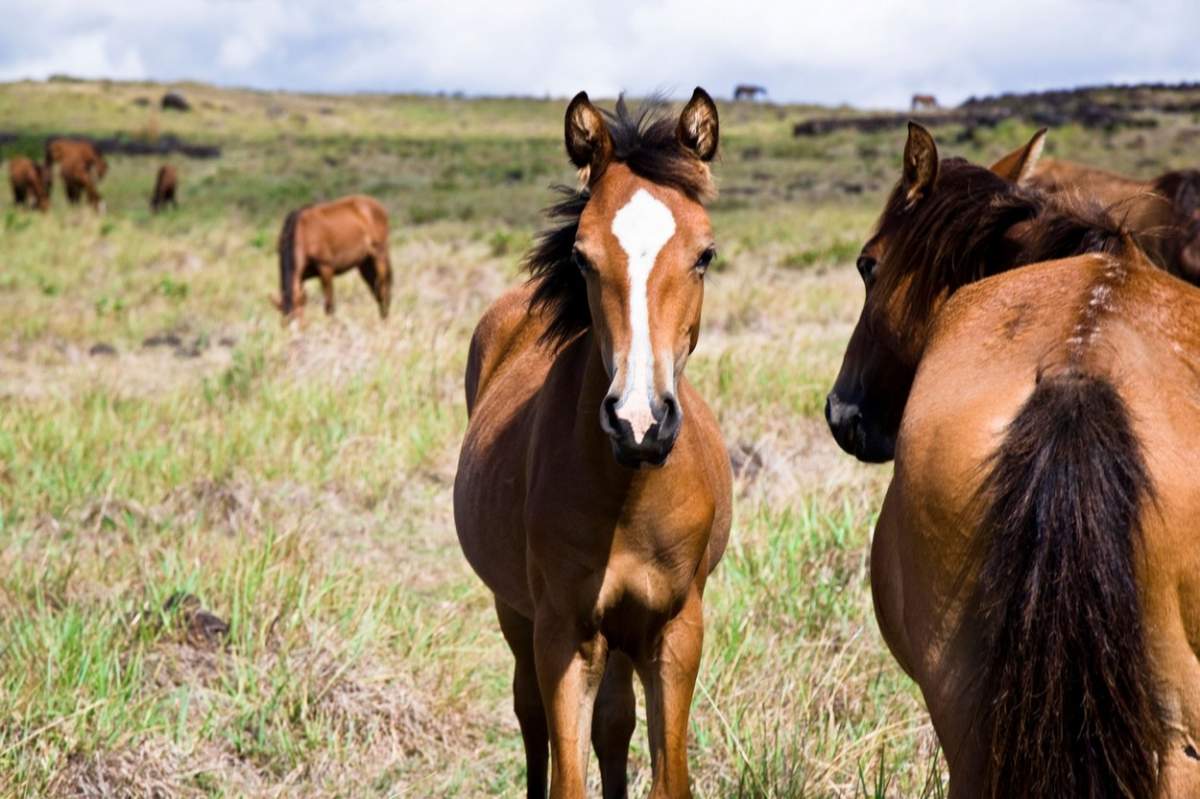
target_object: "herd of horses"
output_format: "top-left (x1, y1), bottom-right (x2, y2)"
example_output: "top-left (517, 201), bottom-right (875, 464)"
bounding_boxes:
top-left (11, 89), bottom-right (1200, 797)
top-left (7, 137), bottom-right (178, 214)
top-left (450, 89), bottom-right (1200, 798)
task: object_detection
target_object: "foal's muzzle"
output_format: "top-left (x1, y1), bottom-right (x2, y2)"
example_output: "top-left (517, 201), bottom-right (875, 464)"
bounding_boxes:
top-left (601, 392), bottom-right (682, 468)
top-left (825, 391), bottom-right (895, 463)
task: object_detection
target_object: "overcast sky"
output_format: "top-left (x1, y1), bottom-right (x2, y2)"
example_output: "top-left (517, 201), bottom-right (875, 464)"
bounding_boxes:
top-left (2, 0), bottom-right (1198, 108)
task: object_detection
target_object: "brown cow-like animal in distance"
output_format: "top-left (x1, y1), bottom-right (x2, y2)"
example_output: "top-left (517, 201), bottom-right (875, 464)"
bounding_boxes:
top-left (45, 138), bottom-right (107, 210)
top-left (151, 164), bottom-right (178, 213)
top-left (9, 156), bottom-right (51, 211)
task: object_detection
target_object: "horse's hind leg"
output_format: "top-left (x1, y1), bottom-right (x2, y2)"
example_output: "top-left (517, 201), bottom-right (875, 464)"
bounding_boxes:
top-left (497, 599), bottom-right (549, 799)
top-left (13, 185), bottom-right (25, 206)
top-left (358, 247), bottom-right (392, 320)
top-left (375, 245), bottom-right (392, 319)
top-left (592, 651), bottom-right (635, 799)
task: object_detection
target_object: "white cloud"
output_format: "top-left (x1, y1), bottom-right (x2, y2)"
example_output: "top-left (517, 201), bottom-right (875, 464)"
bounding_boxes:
top-left (0, 30), bottom-right (146, 82)
top-left (0, 0), bottom-right (1196, 107)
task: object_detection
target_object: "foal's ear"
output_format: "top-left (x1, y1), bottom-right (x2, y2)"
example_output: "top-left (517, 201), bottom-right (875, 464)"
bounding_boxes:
top-left (990, 128), bottom-right (1047, 184)
top-left (677, 87), bottom-right (719, 162)
top-left (565, 91), bottom-right (614, 183)
top-left (902, 122), bottom-right (938, 207)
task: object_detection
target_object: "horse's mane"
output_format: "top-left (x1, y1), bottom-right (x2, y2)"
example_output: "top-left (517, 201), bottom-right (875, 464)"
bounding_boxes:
top-left (873, 158), bottom-right (1131, 332)
top-left (526, 96), bottom-right (716, 348)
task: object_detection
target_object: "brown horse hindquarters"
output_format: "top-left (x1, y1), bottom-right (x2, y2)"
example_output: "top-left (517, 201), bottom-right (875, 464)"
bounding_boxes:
top-left (885, 257), bottom-right (1200, 796)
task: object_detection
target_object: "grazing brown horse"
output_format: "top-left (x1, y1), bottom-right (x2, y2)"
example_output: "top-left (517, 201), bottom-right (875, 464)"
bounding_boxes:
top-left (1028, 158), bottom-right (1200, 283)
top-left (273, 195), bottom-right (392, 320)
top-left (9, 156), bottom-right (51, 211)
top-left (150, 164), bottom-right (178, 212)
top-left (46, 138), bottom-right (107, 210)
top-left (827, 123), bottom-right (1200, 797)
top-left (455, 90), bottom-right (730, 798)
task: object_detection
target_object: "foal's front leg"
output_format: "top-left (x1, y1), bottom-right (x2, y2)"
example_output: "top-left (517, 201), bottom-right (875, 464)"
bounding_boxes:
top-left (534, 608), bottom-right (608, 799)
top-left (641, 584), bottom-right (704, 799)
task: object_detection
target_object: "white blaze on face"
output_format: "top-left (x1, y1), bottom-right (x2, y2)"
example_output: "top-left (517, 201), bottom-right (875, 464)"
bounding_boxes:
top-left (610, 188), bottom-right (676, 444)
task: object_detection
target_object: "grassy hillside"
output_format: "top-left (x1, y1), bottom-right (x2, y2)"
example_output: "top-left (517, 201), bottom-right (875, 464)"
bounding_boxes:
top-left (1, 78), bottom-right (1195, 797)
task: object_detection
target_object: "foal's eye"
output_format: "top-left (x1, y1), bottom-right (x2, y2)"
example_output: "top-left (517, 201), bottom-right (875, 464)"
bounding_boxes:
top-left (856, 254), bottom-right (878, 284)
top-left (695, 247), bottom-right (716, 274)
top-left (572, 248), bottom-right (593, 275)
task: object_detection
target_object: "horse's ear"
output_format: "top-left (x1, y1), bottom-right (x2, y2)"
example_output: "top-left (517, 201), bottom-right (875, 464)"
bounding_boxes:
top-left (565, 91), bottom-right (613, 183)
top-left (990, 128), bottom-right (1047, 184)
top-left (902, 122), bottom-right (938, 208)
top-left (678, 87), bottom-right (719, 162)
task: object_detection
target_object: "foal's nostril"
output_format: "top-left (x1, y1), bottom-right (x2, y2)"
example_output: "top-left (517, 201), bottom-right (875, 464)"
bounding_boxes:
top-left (602, 395), bottom-right (622, 432)
top-left (658, 394), bottom-right (681, 441)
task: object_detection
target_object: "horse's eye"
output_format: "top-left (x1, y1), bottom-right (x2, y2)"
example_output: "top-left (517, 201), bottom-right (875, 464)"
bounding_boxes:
top-left (572, 248), bottom-right (593, 275)
top-left (856, 254), bottom-right (878, 283)
top-left (695, 247), bottom-right (716, 274)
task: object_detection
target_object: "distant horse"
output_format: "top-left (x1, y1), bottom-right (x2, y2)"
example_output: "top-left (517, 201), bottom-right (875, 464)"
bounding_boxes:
top-left (150, 164), bottom-right (178, 212)
top-left (1029, 158), bottom-right (1200, 282)
top-left (273, 194), bottom-right (392, 319)
top-left (455, 89), bottom-right (730, 798)
top-left (9, 156), bottom-right (51, 211)
top-left (46, 138), bottom-right (107, 210)
top-left (733, 83), bottom-right (766, 101)
top-left (910, 93), bottom-right (938, 110)
top-left (827, 123), bottom-right (1200, 797)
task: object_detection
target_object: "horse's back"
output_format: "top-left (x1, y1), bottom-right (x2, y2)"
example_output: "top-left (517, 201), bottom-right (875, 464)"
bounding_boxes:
top-left (295, 195), bottom-right (388, 265)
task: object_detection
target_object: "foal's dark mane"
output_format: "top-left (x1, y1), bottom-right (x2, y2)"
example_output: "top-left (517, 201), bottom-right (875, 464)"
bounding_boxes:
top-left (526, 96), bottom-right (716, 347)
top-left (873, 158), bottom-right (1130, 332)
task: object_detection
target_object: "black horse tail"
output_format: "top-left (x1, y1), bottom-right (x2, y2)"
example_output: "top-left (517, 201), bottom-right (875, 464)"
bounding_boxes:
top-left (277, 208), bottom-right (304, 315)
top-left (973, 371), bottom-right (1161, 799)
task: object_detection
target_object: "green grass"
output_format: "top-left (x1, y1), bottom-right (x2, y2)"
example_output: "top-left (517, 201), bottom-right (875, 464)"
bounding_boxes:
top-left (1, 77), bottom-right (1192, 797)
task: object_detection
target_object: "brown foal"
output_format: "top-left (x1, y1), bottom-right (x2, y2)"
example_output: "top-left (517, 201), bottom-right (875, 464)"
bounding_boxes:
top-left (454, 90), bottom-right (731, 798)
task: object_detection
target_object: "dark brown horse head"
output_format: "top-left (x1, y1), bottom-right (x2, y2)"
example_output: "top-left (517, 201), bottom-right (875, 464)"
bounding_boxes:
top-left (529, 89), bottom-right (718, 467)
top-left (1152, 169), bottom-right (1200, 280)
top-left (826, 124), bottom-right (1046, 461)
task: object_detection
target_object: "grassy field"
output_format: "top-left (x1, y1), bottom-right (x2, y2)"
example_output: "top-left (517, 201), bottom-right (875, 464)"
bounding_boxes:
top-left (2, 78), bottom-right (1197, 797)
